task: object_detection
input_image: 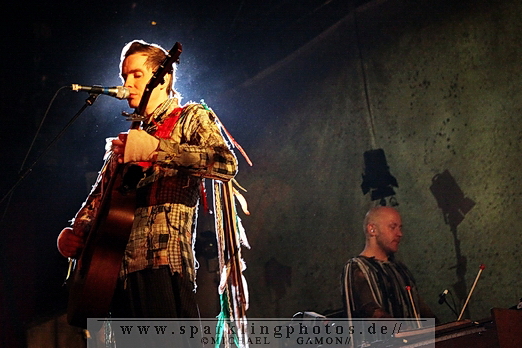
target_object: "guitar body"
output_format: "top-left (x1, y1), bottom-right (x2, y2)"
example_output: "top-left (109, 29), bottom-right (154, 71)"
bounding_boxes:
top-left (66, 42), bottom-right (182, 328)
top-left (67, 162), bottom-right (136, 328)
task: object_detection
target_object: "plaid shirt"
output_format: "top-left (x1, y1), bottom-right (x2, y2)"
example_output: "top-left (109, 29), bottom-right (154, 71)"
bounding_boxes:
top-left (122, 101), bottom-right (238, 284)
top-left (74, 100), bottom-right (237, 286)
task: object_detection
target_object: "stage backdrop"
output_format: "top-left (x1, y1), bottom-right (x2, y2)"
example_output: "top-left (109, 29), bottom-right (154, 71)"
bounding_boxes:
top-left (211, 0), bottom-right (522, 324)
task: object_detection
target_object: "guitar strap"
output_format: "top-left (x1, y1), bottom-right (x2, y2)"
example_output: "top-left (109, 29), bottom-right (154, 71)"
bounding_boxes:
top-left (150, 107), bottom-right (183, 139)
top-left (137, 107), bottom-right (184, 168)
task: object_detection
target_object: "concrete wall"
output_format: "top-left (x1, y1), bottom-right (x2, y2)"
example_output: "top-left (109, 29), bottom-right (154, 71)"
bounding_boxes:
top-left (214, 0), bottom-right (522, 324)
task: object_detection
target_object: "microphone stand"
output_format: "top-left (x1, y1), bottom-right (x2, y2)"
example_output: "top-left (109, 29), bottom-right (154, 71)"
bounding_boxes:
top-left (0, 93), bottom-right (100, 205)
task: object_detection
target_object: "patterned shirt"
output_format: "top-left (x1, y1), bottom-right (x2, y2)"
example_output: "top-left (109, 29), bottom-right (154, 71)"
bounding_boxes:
top-left (73, 99), bottom-right (237, 286)
top-left (342, 256), bottom-right (435, 324)
top-left (342, 256), bottom-right (432, 347)
top-left (122, 101), bottom-right (238, 284)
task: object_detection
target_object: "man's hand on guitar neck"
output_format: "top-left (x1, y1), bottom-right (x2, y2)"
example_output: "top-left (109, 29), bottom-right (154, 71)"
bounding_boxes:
top-left (57, 227), bottom-right (84, 258)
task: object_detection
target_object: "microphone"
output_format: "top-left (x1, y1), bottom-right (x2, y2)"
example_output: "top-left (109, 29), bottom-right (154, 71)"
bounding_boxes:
top-left (71, 84), bottom-right (130, 100)
top-left (438, 289), bottom-right (449, 304)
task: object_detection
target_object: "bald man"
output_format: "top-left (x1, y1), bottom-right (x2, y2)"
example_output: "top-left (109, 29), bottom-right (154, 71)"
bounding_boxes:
top-left (342, 206), bottom-right (435, 321)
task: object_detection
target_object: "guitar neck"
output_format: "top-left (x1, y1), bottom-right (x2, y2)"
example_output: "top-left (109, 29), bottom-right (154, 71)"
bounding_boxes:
top-left (134, 42), bottom-right (182, 123)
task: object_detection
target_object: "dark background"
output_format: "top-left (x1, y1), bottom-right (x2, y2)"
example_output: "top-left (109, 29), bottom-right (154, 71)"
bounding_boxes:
top-left (3, 0), bottom-right (522, 347)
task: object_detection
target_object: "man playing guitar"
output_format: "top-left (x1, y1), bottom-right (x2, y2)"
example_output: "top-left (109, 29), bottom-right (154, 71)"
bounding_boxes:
top-left (57, 40), bottom-right (238, 322)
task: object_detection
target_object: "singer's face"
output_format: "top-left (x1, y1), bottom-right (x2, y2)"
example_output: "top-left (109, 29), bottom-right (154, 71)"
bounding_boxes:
top-left (121, 53), bottom-right (166, 113)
